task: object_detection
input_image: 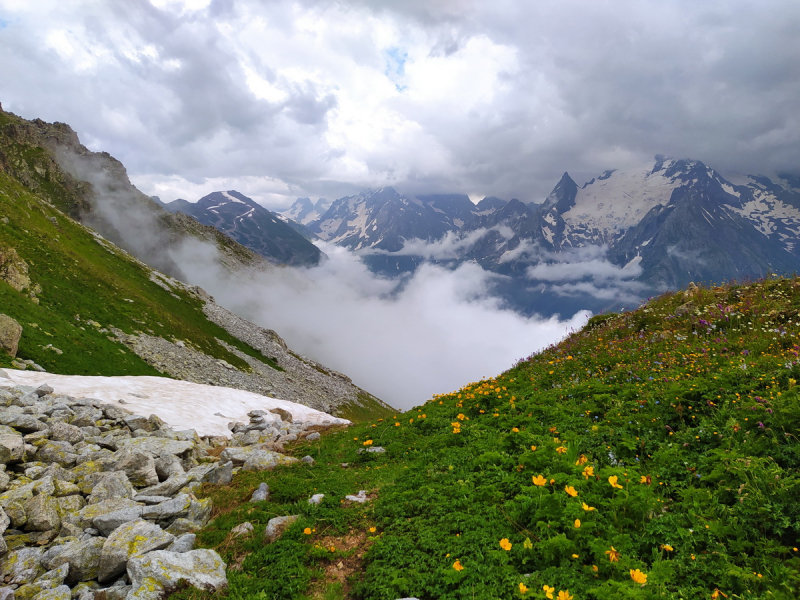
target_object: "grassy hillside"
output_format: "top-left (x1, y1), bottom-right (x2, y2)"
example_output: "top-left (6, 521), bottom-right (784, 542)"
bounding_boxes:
top-left (183, 277), bottom-right (800, 599)
top-left (0, 172), bottom-right (285, 375)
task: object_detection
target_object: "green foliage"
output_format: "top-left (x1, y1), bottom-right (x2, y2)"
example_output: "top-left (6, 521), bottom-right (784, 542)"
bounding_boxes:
top-left (178, 278), bottom-right (800, 599)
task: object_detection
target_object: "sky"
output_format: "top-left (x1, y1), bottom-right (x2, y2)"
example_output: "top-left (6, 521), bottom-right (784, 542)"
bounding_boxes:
top-left (1, 0), bottom-right (799, 210)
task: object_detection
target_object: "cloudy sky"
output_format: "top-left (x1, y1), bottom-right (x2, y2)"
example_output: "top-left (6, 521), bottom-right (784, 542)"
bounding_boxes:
top-left (1, 0), bottom-right (798, 210)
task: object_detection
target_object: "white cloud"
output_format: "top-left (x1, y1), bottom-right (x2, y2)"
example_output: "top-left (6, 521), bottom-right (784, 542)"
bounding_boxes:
top-left (174, 242), bottom-right (588, 410)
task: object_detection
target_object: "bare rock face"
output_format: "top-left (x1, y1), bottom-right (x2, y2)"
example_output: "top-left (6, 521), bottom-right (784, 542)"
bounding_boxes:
top-left (0, 315), bottom-right (22, 358)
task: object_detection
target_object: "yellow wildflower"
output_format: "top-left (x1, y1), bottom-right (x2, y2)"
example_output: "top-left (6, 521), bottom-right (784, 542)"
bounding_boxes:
top-left (523, 537), bottom-right (533, 549)
top-left (369, 527), bottom-right (376, 533)
top-left (453, 560), bottom-right (464, 571)
top-left (512, 427), bottom-right (520, 433)
top-left (661, 544), bottom-right (674, 551)
top-left (556, 446), bottom-right (568, 454)
top-left (532, 475), bottom-right (547, 486)
top-left (582, 466), bottom-right (594, 479)
top-left (530, 445), bottom-right (537, 451)
top-left (608, 475), bottom-right (623, 489)
top-left (543, 585), bottom-right (555, 599)
top-left (499, 538), bottom-right (512, 551)
top-left (303, 527), bottom-right (312, 535)
top-left (362, 439), bottom-right (373, 446)
top-left (574, 519), bottom-right (581, 528)
top-left (575, 454), bottom-right (588, 465)
top-left (565, 485), bottom-right (578, 497)
top-left (582, 502), bottom-right (595, 511)
top-left (518, 582), bottom-right (529, 594)
top-left (630, 569), bottom-right (647, 584)
top-left (557, 592), bottom-right (573, 600)
top-left (605, 546), bottom-right (621, 562)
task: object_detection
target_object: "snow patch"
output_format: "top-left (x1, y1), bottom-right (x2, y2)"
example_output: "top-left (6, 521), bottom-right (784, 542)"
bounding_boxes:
top-left (0, 370), bottom-right (349, 437)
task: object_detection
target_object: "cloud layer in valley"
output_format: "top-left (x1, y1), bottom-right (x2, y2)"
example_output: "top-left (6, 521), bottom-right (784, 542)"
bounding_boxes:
top-left (172, 241), bottom-right (589, 410)
top-left (1, 0), bottom-right (798, 208)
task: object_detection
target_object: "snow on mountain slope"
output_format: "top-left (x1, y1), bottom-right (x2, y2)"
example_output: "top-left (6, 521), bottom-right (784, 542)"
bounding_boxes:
top-left (0, 369), bottom-right (349, 437)
top-left (561, 159), bottom-right (692, 246)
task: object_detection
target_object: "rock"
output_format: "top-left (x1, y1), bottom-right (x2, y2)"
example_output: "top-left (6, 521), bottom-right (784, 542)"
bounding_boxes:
top-left (204, 461), bottom-right (232, 485)
top-left (113, 449), bottom-right (158, 488)
top-left (366, 446), bottom-right (385, 453)
top-left (86, 472), bottom-right (135, 505)
top-left (164, 518), bottom-right (200, 536)
top-left (122, 415), bottom-right (153, 433)
top-left (230, 522), bottom-right (253, 537)
top-left (264, 515), bottom-right (299, 543)
top-left (34, 384), bottom-right (53, 398)
top-left (126, 550), bottom-right (227, 598)
top-left (93, 583), bottom-right (130, 600)
top-left (0, 506), bottom-right (9, 536)
top-left (0, 434), bottom-right (25, 464)
top-left (135, 472), bottom-right (189, 498)
top-left (92, 507), bottom-right (144, 537)
top-left (308, 494), bottom-right (324, 505)
top-left (345, 490), bottom-right (370, 503)
top-left (41, 537), bottom-right (104, 583)
top-left (0, 546), bottom-right (45, 585)
top-left (218, 446), bottom-right (261, 465)
top-left (131, 496), bottom-right (171, 505)
top-left (301, 455), bottom-right (315, 465)
top-left (35, 442), bottom-right (77, 468)
top-left (305, 432), bottom-right (321, 441)
top-left (54, 494), bottom-right (85, 516)
top-left (250, 483), bottom-right (269, 502)
top-left (185, 498), bottom-right (212, 528)
top-left (29, 585), bottom-right (71, 599)
top-left (52, 480), bottom-right (81, 497)
top-left (140, 494), bottom-right (191, 521)
top-left (115, 438), bottom-right (193, 457)
top-left (0, 414), bottom-right (47, 434)
top-left (269, 407), bottom-right (293, 423)
top-left (243, 450), bottom-right (299, 472)
top-left (23, 495), bottom-right (60, 532)
top-left (153, 454), bottom-right (184, 481)
top-left (5, 501), bottom-right (27, 529)
top-left (97, 519), bottom-right (174, 582)
top-left (0, 588), bottom-right (14, 600)
top-left (167, 534), bottom-right (195, 554)
top-left (47, 423), bottom-right (84, 445)
top-left (0, 315), bottom-right (22, 358)
top-left (65, 498), bottom-right (142, 531)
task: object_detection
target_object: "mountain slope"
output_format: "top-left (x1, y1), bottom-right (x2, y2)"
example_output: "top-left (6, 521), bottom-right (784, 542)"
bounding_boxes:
top-left (184, 277), bottom-right (800, 599)
top-left (164, 190), bottom-right (322, 266)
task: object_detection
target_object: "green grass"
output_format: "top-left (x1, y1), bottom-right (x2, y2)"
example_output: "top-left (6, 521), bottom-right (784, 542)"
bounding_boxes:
top-left (177, 277), bottom-right (800, 599)
top-left (0, 174), bottom-right (283, 376)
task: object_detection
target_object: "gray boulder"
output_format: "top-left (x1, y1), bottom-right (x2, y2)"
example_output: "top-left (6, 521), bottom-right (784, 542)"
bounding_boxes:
top-left (47, 422), bottom-right (85, 445)
top-left (0, 413), bottom-right (47, 433)
top-left (116, 437), bottom-right (193, 457)
top-left (86, 472), bottom-right (135, 505)
top-left (167, 533), bottom-right (196, 554)
top-left (0, 434), bottom-right (25, 464)
top-left (41, 536), bottom-right (105, 583)
top-left (126, 550), bottom-right (227, 598)
top-left (135, 472), bottom-right (189, 498)
top-left (0, 546), bottom-right (45, 585)
top-left (153, 454), bottom-right (183, 481)
top-left (141, 494), bottom-right (191, 521)
top-left (35, 442), bottom-right (77, 468)
top-left (204, 461), bottom-right (232, 485)
top-left (0, 315), bottom-right (22, 358)
top-left (93, 507), bottom-right (144, 537)
top-left (30, 585), bottom-right (71, 600)
top-left (243, 450), bottom-right (299, 471)
top-left (113, 448), bottom-right (158, 488)
top-left (97, 519), bottom-right (174, 582)
top-left (23, 494), bottom-right (60, 532)
top-left (264, 515), bottom-right (299, 542)
top-left (250, 483), bottom-right (269, 502)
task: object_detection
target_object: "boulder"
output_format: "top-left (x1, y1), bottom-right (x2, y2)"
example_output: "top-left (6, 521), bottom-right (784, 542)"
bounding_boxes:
top-left (135, 472), bottom-right (189, 498)
top-left (140, 494), bottom-right (191, 521)
top-left (0, 546), bottom-right (45, 585)
top-left (153, 454), bottom-right (183, 481)
top-left (23, 495), bottom-right (60, 532)
top-left (126, 550), bottom-right (227, 598)
top-left (0, 413), bottom-right (47, 434)
top-left (97, 519), bottom-right (174, 582)
top-left (167, 533), bottom-right (196, 554)
top-left (41, 537), bottom-right (105, 583)
top-left (28, 585), bottom-right (71, 599)
top-left (204, 461), bottom-right (232, 486)
top-left (47, 422), bottom-right (85, 445)
top-left (65, 498), bottom-right (142, 531)
top-left (0, 434), bottom-right (25, 464)
top-left (86, 472), bottom-right (135, 505)
top-left (0, 315), bottom-right (22, 358)
top-left (250, 483), bottom-right (269, 502)
top-left (230, 522), bottom-right (253, 537)
top-left (264, 515), bottom-right (299, 543)
top-left (35, 442), bottom-right (77, 468)
top-left (243, 450), bottom-right (299, 471)
top-left (92, 506), bottom-right (144, 537)
top-left (113, 449), bottom-right (158, 488)
top-left (116, 438), bottom-right (193, 457)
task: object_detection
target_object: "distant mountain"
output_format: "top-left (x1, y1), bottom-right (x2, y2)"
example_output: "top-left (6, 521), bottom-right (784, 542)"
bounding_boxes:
top-left (308, 157), bottom-right (800, 314)
top-left (164, 191), bottom-right (322, 266)
top-left (282, 197), bottom-right (330, 225)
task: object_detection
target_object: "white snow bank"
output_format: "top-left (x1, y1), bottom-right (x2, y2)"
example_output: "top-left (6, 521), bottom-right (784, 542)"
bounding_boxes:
top-left (0, 370), bottom-right (350, 437)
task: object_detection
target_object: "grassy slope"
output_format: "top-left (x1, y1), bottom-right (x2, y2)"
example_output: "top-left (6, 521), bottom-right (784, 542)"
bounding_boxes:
top-left (182, 277), bottom-right (800, 600)
top-left (0, 173), bottom-right (281, 375)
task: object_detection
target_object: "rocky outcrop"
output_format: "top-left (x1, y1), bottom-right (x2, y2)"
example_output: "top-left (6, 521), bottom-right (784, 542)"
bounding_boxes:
top-left (0, 316), bottom-right (22, 358)
top-left (0, 384), bottom-right (333, 599)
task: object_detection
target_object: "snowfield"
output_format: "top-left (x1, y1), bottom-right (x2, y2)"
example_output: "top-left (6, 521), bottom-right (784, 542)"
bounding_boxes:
top-left (0, 369), bottom-right (350, 437)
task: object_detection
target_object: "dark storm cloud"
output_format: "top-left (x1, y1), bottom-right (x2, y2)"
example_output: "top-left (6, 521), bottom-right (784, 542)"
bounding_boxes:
top-left (0, 0), bottom-right (797, 207)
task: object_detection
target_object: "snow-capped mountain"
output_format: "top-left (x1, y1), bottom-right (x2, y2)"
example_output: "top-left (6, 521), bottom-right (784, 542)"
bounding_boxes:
top-left (163, 191), bottom-right (322, 266)
top-left (305, 157), bottom-right (800, 313)
top-left (282, 197), bottom-right (331, 225)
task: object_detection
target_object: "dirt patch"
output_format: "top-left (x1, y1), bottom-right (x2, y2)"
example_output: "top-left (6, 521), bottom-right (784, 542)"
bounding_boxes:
top-left (309, 530), bottom-right (374, 598)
